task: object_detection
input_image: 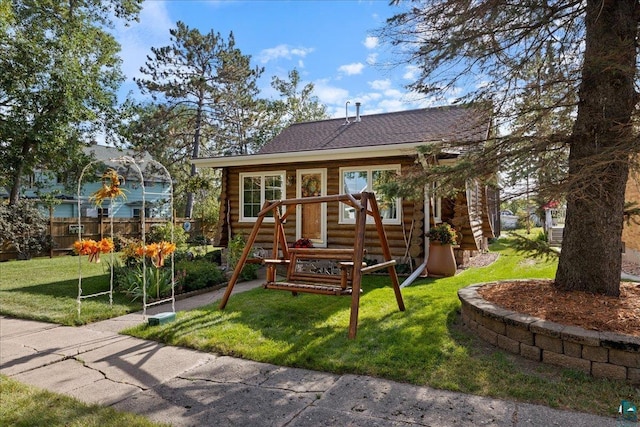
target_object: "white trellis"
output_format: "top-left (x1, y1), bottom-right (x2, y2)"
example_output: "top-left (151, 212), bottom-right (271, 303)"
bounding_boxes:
top-left (76, 155), bottom-right (175, 318)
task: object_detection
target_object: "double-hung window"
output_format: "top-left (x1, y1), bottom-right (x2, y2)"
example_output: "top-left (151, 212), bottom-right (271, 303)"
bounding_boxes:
top-left (339, 165), bottom-right (401, 224)
top-left (240, 171), bottom-right (285, 222)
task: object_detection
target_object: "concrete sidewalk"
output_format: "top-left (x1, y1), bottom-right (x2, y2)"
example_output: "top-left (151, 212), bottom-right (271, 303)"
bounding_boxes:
top-left (0, 280), bottom-right (619, 426)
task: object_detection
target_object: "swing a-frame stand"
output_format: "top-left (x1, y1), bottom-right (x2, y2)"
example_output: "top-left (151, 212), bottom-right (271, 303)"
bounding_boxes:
top-left (219, 192), bottom-right (405, 339)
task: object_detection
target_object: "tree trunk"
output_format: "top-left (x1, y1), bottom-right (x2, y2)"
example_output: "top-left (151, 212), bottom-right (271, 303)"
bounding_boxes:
top-left (184, 96), bottom-right (204, 218)
top-left (555, 0), bottom-right (638, 296)
top-left (8, 138), bottom-right (33, 205)
top-left (9, 167), bottom-right (23, 206)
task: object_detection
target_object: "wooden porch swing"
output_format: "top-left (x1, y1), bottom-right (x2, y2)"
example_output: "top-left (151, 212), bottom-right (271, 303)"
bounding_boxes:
top-left (218, 192), bottom-right (405, 339)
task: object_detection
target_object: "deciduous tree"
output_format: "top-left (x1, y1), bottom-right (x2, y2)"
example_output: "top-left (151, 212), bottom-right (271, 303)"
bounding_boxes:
top-left (0, 0), bottom-right (141, 204)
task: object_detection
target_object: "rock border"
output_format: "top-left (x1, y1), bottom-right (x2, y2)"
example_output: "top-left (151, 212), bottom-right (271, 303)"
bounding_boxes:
top-left (458, 281), bottom-right (640, 383)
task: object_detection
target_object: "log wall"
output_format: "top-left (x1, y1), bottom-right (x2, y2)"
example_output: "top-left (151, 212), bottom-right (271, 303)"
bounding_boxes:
top-left (219, 157), bottom-right (424, 263)
top-left (623, 171), bottom-right (640, 264)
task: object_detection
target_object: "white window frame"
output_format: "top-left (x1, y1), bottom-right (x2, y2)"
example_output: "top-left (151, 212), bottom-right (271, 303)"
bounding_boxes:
top-left (339, 165), bottom-right (402, 225)
top-left (239, 171), bottom-right (286, 222)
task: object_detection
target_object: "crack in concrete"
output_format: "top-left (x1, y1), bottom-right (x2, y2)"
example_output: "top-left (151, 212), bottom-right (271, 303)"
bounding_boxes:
top-left (511, 404), bottom-right (519, 426)
top-left (280, 396), bottom-right (322, 427)
top-left (5, 344), bottom-right (71, 375)
top-left (75, 357), bottom-right (146, 392)
top-left (176, 374), bottom-right (331, 395)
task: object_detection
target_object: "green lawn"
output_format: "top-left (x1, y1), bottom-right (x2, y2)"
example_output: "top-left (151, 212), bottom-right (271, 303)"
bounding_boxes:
top-left (124, 238), bottom-right (638, 417)
top-left (1, 238), bottom-right (636, 417)
top-left (0, 254), bottom-right (141, 325)
top-left (0, 375), bottom-right (168, 427)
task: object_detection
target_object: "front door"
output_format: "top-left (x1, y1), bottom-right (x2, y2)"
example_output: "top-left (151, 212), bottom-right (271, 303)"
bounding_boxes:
top-left (297, 169), bottom-right (327, 247)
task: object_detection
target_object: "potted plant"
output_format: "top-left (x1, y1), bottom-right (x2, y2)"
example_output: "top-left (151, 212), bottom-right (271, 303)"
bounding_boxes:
top-left (427, 223), bottom-right (458, 245)
top-left (426, 223), bottom-right (458, 277)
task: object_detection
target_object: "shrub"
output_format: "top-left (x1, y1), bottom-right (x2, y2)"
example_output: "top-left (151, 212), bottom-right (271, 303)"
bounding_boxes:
top-left (119, 239), bottom-right (142, 266)
top-left (226, 233), bottom-right (247, 270)
top-left (113, 263), bottom-right (173, 301)
top-left (188, 234), bottom-right (210, 246)
top-left (147, 223), bottom-right (187, 246)
top-left (226, 233), bottom-right (260, 281)
top-left (175, 259), bottom-right (225, 292)
top-left (0, 200), bottom-right (49, 259)
top-left (240, 263), bottom-right (259, 281)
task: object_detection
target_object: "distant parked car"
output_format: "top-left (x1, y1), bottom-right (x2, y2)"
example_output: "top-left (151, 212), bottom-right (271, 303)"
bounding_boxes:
top-left (500, 211), bottom-right (519, 230)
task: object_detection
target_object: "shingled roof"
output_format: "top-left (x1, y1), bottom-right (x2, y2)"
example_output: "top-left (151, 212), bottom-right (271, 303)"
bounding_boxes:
top-left (257, 105), bottom-right (490, 155)
top-left (192, 104), bottom-right (491, 169)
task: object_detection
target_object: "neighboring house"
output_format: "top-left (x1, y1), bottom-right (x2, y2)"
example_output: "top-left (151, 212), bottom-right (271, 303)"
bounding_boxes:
top-left (542, 200), bottom-right (566, 245)
top-left (1, 144), bottom-right (172, 219)
top-left (193, 104), bottom-right (499, 266)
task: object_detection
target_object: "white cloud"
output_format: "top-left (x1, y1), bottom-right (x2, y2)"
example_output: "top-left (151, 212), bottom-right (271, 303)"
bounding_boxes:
top-left (313, 79), bottom-right (350, 105)
top-left (383, 88), bottom-right (404, 98)
top-left (338, 62), bottom-right (365, 75)
top-left (403, 65), bottom-right (420, 81)
top-left (114, 1), bottom-right (174, 83)
top-left (360, 92), bottom-right (383, 102)
top-left (377, 99), bottom-right (407, 112)
top-left (369, 79), bottom-right (392, 91)
top-left (257, 44), bottom-right (314, 63)
top-left (366, 53), bottom-right (378, 65)
top-left (363, 36), bottom-right (379, 49)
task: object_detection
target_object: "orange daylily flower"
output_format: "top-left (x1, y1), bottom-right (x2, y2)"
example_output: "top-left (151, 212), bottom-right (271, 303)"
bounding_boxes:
top-left (132, 241), bottom-right (176, 268)
top-left (73, 238), bottom-right (114, 263)
top-left (155, 241), bottom-right (176, 267)
top-left (97, 238), bottom-right (115, 253)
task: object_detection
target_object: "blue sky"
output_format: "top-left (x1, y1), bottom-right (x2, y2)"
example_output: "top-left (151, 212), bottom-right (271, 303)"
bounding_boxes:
top-left (114, 0), bottom-right (441, 118)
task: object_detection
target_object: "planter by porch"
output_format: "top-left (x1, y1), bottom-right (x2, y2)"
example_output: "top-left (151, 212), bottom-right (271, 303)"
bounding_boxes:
top-left (426, 242), bottom-right (457, 277)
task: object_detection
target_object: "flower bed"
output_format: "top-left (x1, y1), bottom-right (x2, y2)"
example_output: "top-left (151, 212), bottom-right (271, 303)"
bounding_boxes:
top-left (458, 281), bottom-right (640, 384)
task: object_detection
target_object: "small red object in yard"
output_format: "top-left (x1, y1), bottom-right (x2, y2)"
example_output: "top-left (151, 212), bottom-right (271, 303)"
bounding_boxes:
top-left (293, 238), bottom-right (314, 248)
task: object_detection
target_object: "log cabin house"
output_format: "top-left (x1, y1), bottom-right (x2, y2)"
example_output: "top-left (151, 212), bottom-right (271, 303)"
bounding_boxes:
top-left (623, 169), bottom-right (640, 265)
top-left (193, 104), bottom-right (499, 272)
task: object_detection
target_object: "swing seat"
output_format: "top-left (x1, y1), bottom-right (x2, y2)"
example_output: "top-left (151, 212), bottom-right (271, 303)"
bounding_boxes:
top-left (263, 248), bottom-right (395, 296)
top-left (263, 248), bottom-right (358, 294)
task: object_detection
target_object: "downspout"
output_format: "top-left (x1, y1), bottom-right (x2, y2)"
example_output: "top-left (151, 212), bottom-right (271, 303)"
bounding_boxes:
top-left (401, 152), bottom-right (431, 288)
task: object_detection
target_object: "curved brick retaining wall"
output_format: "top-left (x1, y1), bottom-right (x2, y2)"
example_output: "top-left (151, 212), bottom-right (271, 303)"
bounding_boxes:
top-left (458, 282), bottom-right (640, 383)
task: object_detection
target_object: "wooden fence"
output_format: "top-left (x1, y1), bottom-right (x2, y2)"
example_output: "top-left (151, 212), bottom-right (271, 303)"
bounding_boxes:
top-left (1, 217), bottom-right (205, 261)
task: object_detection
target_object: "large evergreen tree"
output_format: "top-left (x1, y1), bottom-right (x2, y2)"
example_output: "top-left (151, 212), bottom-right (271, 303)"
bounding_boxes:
top-left (136, 22), bottom-right (264, 218)
top-left (0, 0), bottom-right (141, 205)
top-left (213, 32), bottom-right (265, 156)
top-left (381, 0), bottom-right (638, 296)
top-left (241, 69), bottom-right (329, 151)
